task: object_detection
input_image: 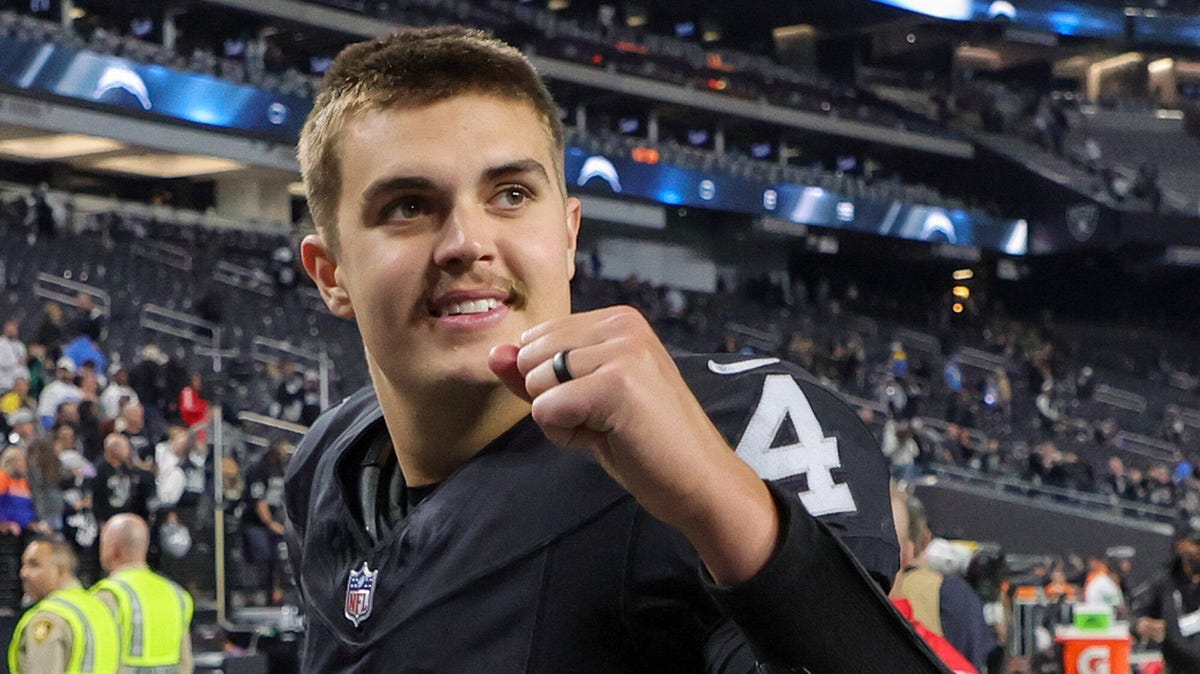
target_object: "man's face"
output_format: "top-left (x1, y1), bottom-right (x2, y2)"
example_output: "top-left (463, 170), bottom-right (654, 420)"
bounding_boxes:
top-left (123, 404), bottom-right (144, 433)
top-left (2, 320), bottom-right (17, 339)
top-left (54, 426), bottom-right (75, 449)
top-left (1179, 538), bottom-right (1200, 573)
top-left (107, 436), bottom-right (131, 465)
top-left (20, 542), bottom-right (63, 601)
top-left (306, 94), bottom-right (580, 394)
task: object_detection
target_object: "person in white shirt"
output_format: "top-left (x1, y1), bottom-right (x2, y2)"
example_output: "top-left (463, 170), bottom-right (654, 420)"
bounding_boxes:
top-left (36, 358), bottom-right (83, 430)
top-left (98, 365), bottom-right (138, 421)
top-left (0, 319), bottom-right (28, 392)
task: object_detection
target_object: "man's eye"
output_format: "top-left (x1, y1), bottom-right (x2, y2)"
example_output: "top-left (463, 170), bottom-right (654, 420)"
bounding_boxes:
top-left (494, 187), bottom-right (531, 209)
top-left (384, 197), bottom-right (426, 221)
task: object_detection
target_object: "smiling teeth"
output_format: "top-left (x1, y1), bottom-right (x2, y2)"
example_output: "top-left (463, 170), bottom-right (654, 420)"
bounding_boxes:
top-left (446, 298), bottom-right (501, 316)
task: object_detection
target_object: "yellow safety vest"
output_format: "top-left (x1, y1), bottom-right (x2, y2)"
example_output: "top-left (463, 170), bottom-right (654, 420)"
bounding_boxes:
top-left (8, 586), bottom-right (121, 674)
top-left (894, 565), bottom-right (945, 636)
top-left (92, 567), bottom-right (193, 670)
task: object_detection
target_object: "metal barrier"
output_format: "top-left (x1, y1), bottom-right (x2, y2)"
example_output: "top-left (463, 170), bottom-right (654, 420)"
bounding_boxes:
top-left (893, 327), bottom-right (940, 355)
top-left (251, 337), bottom-right (331, 410)
top-left (214, 260), bottom-right (275, 297)
top-left (139, 303), bottom-right (237, 373)
top-left (1114, 430), bottom-right (1180, 463)
top-left (33, 272), bottom-right (110, 317)
top-left (958, 346), bottom-right (1007, 373)
top-left (131, 239), bottom-right (193, 272)
top-left (725, 321), bottom-right (779, 352)
top-left (928, 464), bottom-right (1178, 524)
top-left (1167, 404), bottom-right (1200, 431)
top-left (1093, 383), bottom-right (1148, 414)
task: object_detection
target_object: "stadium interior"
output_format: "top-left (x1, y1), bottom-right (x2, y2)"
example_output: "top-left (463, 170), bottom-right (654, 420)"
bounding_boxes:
top-left (0, 0), bottom-right (1197, 671)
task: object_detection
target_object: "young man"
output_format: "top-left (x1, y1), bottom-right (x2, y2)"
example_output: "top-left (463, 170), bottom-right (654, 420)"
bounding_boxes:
top-left (291, 25), bottom-right (945, 672)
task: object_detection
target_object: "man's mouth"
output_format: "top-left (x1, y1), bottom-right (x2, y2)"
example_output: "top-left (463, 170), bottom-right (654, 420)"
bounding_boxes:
top-left (443, 298), bottom-right (503, 316)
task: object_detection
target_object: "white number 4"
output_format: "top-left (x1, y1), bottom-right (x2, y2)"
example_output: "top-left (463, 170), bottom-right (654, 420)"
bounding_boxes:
top-left (734, 375), bottom-right (858, 517)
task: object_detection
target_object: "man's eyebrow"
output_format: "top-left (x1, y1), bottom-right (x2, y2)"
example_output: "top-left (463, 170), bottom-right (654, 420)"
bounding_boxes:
top-left (359, 175), bottom-right (440, 211)
top-left (482, 158), bottom-right (550, 184)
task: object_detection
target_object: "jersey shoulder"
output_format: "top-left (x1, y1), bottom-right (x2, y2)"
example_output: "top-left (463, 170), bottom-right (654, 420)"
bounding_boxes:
top-left (675, 353), bottom-right (900, 588)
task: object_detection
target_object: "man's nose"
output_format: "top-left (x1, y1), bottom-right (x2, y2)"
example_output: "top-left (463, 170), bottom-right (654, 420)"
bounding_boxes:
top-left (433, 207), bottom-right (494, 270)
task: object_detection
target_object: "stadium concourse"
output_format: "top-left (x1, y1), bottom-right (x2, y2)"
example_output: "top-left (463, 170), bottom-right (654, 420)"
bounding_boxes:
top-left (0, 0), bottom-right (1194, 671)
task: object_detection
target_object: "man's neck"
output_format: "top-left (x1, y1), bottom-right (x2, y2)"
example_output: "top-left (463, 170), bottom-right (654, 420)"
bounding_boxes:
top-left (52, 578), bottom-right (83, 595)
top-left (108, 561), bottom-right (148, 575)
top-left (375, 380), bottom-right (530, 487)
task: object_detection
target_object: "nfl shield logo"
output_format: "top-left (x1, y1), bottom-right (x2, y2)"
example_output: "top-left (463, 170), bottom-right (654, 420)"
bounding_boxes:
top-left (344, 561), bottom-right (378, 628)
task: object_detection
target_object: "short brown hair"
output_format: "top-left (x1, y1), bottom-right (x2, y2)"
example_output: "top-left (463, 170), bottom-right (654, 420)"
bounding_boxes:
top-left (298, 25), bottom-right (565, 251)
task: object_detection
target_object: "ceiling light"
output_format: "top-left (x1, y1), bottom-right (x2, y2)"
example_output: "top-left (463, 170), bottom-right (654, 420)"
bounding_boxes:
top-left (0, 134), bottom-right (125, 160)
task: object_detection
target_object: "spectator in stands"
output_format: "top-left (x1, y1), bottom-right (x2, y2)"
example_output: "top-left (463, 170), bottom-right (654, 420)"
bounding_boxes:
top-left (98, 365), bottom-right (136, 421)
top-left (67, 293), bottom-right (102, 343)
top-left (29, 183), bottom-right (56, 243)
top-left (153, 424), bottom-right (202, 513)
top-left (36, 357), bottom-right (83, 431)
top-left (127, 344), bottom-right (169, 433)
top-left (944, 353), bottom-right (963, 398)
top-left (299, 371), bottom-right (321, 427)
top-left (26, 422), bottom-right (71, 532)
top-left (91, 434), bottom-right (151, 527)
top-left (0, 446), bottom-right (42, 537)
top-left (30, 303), bottom-right (63, 358)
top-left (0, 319), bottom-right (27, 393)
top-left (159, 349), bottom-right (190, 425)
top-left (74, 400), bottom-right (104, 466)
top-left (60, 451), bottom-right (98, 584)
top-left (1, 368), bottom-right (35, 420)
top-left (879, 374), bottom-right (909, 420)
top-left (241, 439), bottom-right (291, 606)
top-left (1034, 381), bottom-right (1060, 433)
top-left (6, 408), bottom-right (37, 450)
top-left (62, 331), bottom-right (106, 381)
top-left (178, 372), bottom-right (210, 434)
top-left (1145, 463), bottom-right (1179, 510)
top-left (1075, 366), bottom-right (1095, 402)
top-left (1102, 456), bottom-right (1139, 503)
top-left (892, 494), bottom-right (995, 672)
top-left (111, 401), bottom-right (151, 467)
top-left (271, 360), bottom-right (305, 423)
top-left (26, 348), bottom-right (51, 403)
top-left (890, 341), bottom-right (910, 379)
top-left (882, 418), bottom-right (920, 484)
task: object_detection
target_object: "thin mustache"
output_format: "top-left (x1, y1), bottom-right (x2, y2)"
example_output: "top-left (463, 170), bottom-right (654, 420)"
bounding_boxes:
top-left (427, 273), bottom-right (528, 311)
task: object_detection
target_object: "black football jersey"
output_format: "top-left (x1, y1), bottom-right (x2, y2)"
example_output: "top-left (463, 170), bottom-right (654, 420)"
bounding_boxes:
top-left (285, 354), bottom-right (942, 673)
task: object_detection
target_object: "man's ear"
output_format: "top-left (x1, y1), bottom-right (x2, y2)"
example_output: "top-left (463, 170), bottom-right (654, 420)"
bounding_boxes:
top-left (300, 233), bottom-right (355, 319)
top-left (564, 196), bottom-right (582, 279)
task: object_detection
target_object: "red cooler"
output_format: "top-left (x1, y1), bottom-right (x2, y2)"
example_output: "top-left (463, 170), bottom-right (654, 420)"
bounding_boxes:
top-left (1055, 625), bottom-right (1132, 674)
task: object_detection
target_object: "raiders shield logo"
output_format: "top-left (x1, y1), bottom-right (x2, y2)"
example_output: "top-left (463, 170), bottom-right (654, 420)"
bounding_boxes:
top-left (344, 561), bottom-right (378, 628)
top-left (1066, 203), bottom-right (1099, 243)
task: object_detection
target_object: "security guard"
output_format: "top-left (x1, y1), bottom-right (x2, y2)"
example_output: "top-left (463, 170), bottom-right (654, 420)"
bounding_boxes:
top-left (8, 536), bottom-right (120, 674)
top-left (92, 514), bottom-right (194, 674)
